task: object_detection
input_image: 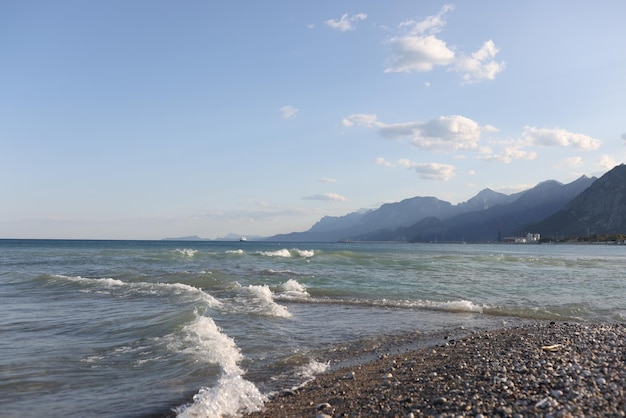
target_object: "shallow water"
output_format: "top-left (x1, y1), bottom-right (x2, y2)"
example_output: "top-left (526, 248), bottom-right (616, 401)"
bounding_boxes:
top-left (1, 240), bottom-right (624, 417)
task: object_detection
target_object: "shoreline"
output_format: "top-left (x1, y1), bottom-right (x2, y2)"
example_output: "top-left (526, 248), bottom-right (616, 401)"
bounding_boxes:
top-left (246, 322), bottom-right (625, 417)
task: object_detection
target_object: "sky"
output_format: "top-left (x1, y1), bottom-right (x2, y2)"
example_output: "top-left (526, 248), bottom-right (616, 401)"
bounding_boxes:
top-left (2, 1), bottom-right (626, 240)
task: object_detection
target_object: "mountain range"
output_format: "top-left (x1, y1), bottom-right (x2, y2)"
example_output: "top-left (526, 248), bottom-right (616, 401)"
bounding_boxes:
top-left (525, 164), bottom-right (626, 239)
top-left (267, 164), bottom-right (626, 242)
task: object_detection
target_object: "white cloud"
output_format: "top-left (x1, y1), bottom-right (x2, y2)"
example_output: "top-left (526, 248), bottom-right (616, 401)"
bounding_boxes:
top-left (500, 147), bottom-right (537, 163)
top-left (375, 158), bottom-right (456, 181)
top-left (522, 126), bottom-right (601, 150)
top-left (412, 116), bottom-right (483, 151)
top-left (384, 5), bottom-right (504, 83)
top-left (325, 13), bottom-right (367, 32)
top-left (418, 163), bottom-right (455, 180)
top-left (478, 127), bottom-right (599, 163)
top-left (280, 105), bottom-right (299, 120)
top-left (454, 40), bottom-right (505, 83)
top-left (374, 157), bottom-right (395, 167)
top-left (408, 161), bottom-right (456, 180)
top-left (342, 113), bottom-right (380, 128)
top-left (596, 155), bottom-right (618, 171)
top-left (621, 133), bottom-right (626, 142)
top-left (317, 177), bottom-right (337, 183)
top-left (302, 193), bottom-right (347, 202)
top-left (385, 35), bottom-right (455, 73)
top-left (345, 114), bottom-right (487, 152)
top-left (347, 114), bottom-right (601, 165)
top-left (399, 4), bottom-right (454, 36)
top-left (556, 156), bottom-right (583, 168)
top-left (479, 140), bottom-right (538, 164)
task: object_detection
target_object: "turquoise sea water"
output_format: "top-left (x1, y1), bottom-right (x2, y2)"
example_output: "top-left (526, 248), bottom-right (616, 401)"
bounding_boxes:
top-left (1, 239), bottom-right (624, 417)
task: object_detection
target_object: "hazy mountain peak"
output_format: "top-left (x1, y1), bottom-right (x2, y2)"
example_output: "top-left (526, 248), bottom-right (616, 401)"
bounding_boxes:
top-left (457, 188), bottom-right (512, 212)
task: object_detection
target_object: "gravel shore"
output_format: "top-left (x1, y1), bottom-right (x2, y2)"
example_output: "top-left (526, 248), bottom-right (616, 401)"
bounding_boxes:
top-left (246, 322), bottom-right (625, 417)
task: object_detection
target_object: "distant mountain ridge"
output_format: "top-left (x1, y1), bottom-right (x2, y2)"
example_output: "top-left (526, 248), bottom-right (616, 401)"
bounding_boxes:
top-left (268, 173), bottom-right (601, 242)
top-left (524, 164), bottom-right (626, 238)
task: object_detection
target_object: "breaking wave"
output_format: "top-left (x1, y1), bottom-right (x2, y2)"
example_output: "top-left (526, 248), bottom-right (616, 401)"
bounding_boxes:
top-left (50, 275), bottom-right (222, 309)
top-left (170, 314), bottom-right (265, 418)
top-left (258, 249), bottom-right (314, 258)
top-left (174, 249), bottom-right (198, 257)
top-left (274, 279), bottom-right (311, 300)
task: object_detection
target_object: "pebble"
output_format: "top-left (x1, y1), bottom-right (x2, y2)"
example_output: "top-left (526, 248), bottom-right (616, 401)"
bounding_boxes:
top-left (246, 323), bottom-right (626, 418)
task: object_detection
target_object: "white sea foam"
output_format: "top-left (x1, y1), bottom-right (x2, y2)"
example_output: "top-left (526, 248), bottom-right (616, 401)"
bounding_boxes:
top-left (177, 374), bottom-right (265, 418)
top-left (431, 300), bottom-right (484, 313)
top-left (244, 285), bottom-right (292, 318)
top-left (294, 358), bottom-right (330, 381)
top-left (276, 279), bottom-right (310, 300)
top-left (383, 298), bottom-right (483, 313)
top-left (172, 315), bottom-right (265, 418)
top-left (268, 357), bottom-right (330, 393)
top-left (175, 249), bottom-right (198, 257)
top-left (293, 249), bottom-right (315, 258)
top-left (297, 295), bottom-right (484, 314)
top-left (169, 315), bottom-right (242, 373)
top-left (226, 249), bottom-right (244, 255)
top-left (54, 274), bottom-right (126, 288)
top-left (258, 248), bottom-right (315, 258)
top-left (259, 249), bottom-right (292, 257)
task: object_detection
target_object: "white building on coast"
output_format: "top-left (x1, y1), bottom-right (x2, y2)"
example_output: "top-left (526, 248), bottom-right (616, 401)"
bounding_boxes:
top-left (503, 233), bottom-right (541, 244)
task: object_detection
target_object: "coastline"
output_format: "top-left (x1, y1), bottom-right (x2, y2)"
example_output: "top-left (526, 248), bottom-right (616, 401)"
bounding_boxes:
top-left (246, 322), bottom-right (625, 417)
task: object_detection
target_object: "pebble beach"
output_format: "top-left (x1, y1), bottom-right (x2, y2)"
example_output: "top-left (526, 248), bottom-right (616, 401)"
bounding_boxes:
top-left (247, 322), bottom-right (625, 418)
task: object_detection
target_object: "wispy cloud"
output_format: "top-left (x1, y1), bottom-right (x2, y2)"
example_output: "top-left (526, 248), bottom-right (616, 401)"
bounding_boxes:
top-left (556, 156), bottom-right (583, 168)
top-left (302, 193), bottom-right (347, 202)
top-left (384, 4), bottom-right (504, 83)
top-left (344, 114), bottom-right (488, 152)
top-left (478, 139), bottom-right (538, 164)
top-left (326, 13), bottom-right (367, 32)
top-left (376, 158), bottom-right (456, 180)
top-left (522, 127), bottom-right (601, 150)
top-left (317, 177), bottom-right (337, 183)
top-left (596, 155), bottom-right (618, 171)
top-left (280, 105), bottom-right (299, 120)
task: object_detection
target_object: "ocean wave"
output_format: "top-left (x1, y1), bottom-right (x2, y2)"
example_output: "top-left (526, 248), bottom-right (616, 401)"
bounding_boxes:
top-left (171, 314), bottom-right (265, 418)
top-left (293, 358), bottom-right (330, 382)
top-left (482, 303), bottom-right (589, 322)
top-left (50, 275), bottom-right (222, 309)
top-left (174, 248), bottom-right (198, 257)
top-left (259, 269), bottom-right (304, 277)
top-left (269, 357), bottom-right (330, 394)
top-left (274, 293), bottom-right (484, 314)
top-left (177, 374), bottom-right (265, 418)
top-left (375, 298), bottom-right (484, 313)
top-left (225, 249), bottom-right (244, 255)
top-left (257, 248), bottom-right (315, 258)
top-left (237, 285), bottom-right (292, 318)
top-left (274, 279), bottom-right (310, 300)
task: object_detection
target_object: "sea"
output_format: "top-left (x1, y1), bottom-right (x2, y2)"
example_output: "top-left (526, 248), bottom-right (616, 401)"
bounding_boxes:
top-left (1, 239), bottom-right (625, 417)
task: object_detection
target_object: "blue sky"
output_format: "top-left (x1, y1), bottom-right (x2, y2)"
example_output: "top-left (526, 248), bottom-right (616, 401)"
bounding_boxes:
top-left (2, 1), bottom-right (625, 239)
